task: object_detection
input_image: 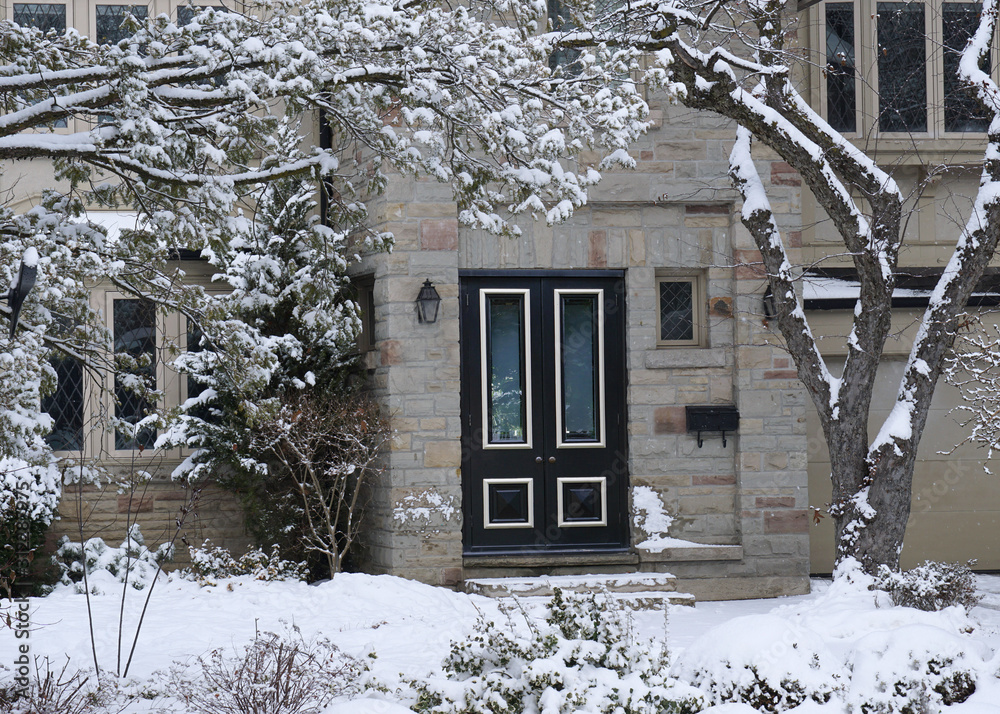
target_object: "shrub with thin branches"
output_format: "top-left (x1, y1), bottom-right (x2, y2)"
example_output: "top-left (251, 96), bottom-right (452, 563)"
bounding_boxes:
top-left (170, 626), bottom-right (367, 714)
top-left (0, 657), bottom-right (106, 714)
top-left (233, 391), bottom-right (390, 578)
top-left (875, 560), bottom-right (982, 612)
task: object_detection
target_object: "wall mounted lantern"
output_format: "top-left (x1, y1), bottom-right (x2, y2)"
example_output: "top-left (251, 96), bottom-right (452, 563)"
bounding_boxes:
top-left (416, 279), bottom-right (441, 324)
top-left (762, 285), bottom-right (776, 320)
top-left (3, 247), bottom-right (38, 340)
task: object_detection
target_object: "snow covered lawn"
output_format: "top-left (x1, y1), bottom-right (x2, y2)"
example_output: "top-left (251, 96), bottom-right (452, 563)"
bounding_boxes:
top-left (4, 566), bottom-right (1000, 712)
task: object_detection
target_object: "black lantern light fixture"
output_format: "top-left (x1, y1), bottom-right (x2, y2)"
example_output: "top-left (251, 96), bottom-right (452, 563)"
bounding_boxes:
top-left (762, 284), bottom-right (776, 320)
top-left (3, 248), bottom-right (38, 340)
top-left (416, 279), bottom-right (441, 324)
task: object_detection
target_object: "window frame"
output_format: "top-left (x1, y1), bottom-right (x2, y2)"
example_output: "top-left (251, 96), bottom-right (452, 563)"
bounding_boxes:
top-left (103, 290), bottom-right (183, 458)
top-left (655, 272), bottom-right (707, 349)
top-left (812, 0), bottom-right (999, 140)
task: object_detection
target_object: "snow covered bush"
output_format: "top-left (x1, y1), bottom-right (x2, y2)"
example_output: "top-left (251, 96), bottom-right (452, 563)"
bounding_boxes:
top-left (875, 560), bottom-right (981, 612)
top-left (409, 588), bottom-right (702, 714)
top-left (0, 456), bottom-right (60, 595)
top-left (845, 624), bottom-right (986, 712)
top-left (673, 614), bottom-right (843, 713)
top-left (53, 525), bottom-right (173, 593)
top-left (183, 543), bottom-right (307, 585)
top-left (170, 626), bottom-right (367, 714)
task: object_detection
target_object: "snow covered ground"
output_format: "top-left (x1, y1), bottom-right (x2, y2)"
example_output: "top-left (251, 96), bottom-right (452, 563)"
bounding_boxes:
top-left (4, 566), bottom-right (1000, 712)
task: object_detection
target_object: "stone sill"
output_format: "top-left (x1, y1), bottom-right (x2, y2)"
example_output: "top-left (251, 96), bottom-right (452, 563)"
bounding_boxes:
top-left (638, 545), bottom-right (743, 563)
top-left (463, 551), bottom-right (638, 569)
top-left (644, 348), bottom-right (728, 370)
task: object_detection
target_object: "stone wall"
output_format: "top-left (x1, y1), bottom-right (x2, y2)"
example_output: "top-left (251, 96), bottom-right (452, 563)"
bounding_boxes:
top-left (351, 99), bottom-right (812, 599)
top-left (50, 478), bottom-right (249, 567)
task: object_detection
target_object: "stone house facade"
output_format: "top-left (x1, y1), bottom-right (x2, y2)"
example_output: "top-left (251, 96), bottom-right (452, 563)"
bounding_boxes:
top-left (10, 0), bottom-right (1000, 598)
top-left (348, 100), bottom-right (812, 600)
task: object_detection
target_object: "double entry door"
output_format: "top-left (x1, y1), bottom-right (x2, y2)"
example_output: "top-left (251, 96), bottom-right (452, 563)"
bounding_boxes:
top-left (460, 271), bottom-right (628, 554)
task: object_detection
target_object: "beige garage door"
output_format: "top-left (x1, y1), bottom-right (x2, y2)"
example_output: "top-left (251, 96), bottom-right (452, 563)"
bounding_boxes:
top-left (808, 353), bottom-right (1000, 573)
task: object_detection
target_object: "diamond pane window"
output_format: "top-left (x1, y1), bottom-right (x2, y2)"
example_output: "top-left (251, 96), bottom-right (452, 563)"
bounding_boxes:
top-left (14, 4), bottom-right (67, 127)
top-left (185, 318), bottom-right (214, 423)
top-left (877, 2), bottom-right (928, 132)
top-left (96, 5), bottom-right (147, 45)
top-left (114, 299), bottom-right (157, 450)
top-left (42, 354), bottom-right (83, 451)
top-left (943, 3), bottom-right (990, 132)
top-left (177, 5), bottom-right (228, 25)
top-left (826, 3), bottom-right (857, 133)
top-left (658, 278), bottom-right (697, 344)
top-left (547, 0), bottom-right (581, 72)
top-left (13, 3), bottom-right (66, 33)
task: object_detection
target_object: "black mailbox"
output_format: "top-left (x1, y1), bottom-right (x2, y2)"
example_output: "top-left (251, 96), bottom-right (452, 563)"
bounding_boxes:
top-left (686, 405), bottom-right (740, 448)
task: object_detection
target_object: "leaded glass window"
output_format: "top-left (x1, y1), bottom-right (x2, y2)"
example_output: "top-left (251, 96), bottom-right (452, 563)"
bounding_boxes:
top-left (96, 5), bottom-right (147, 46)
top-left (177, 5), bottom-right (228, 25)
top-left (547, 0), bottom-right (624, 73)
top-left (13, 3), bottom-right (66, 33)
top-left (184, 318), bottom-right (214, 423)
top-left (486, 295), bottom-right (528, 444)
top-left (547, 0), bottom-right (581, 72)
top-left (943, 3), bottom-right (990, 132)
top-left (877, 2), bottom-right (928, 132)
top-left (114, 299), bottom-right (157, 450)
top-left (42, 354), bottom-right (83, 451)
top-left (558, 293), bottom-right (600, 443)
top-left (826, 3), bottom-right (857, 132)
top-left (658, 278), bottom-right (698, 344)
top-left (14, 4), bottom-right (67, 128)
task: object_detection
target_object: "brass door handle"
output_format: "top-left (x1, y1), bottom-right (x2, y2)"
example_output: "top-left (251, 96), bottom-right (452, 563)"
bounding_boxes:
top-left (535, 456), bottom-right (543, 463)
top-left (548, 456), bottom-right (556, 463)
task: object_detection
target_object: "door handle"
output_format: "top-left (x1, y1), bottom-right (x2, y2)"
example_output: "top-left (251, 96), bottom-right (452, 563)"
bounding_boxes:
top-left (535, 456), bottom-right (543, 463)
top-left (548, 456), bottom-right (556, 463)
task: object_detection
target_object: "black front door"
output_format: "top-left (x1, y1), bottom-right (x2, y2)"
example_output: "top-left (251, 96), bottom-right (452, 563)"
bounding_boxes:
top-left (460, 271), bottom-right (628, 554)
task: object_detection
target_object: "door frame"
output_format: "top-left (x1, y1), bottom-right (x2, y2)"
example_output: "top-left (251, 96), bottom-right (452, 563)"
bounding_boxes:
top-left (458, 269), bottom-right (630, 555)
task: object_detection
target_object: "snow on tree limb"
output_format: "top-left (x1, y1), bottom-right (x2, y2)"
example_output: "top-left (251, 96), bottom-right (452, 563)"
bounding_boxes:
top-left (729, 126), bottom-right (840, 423)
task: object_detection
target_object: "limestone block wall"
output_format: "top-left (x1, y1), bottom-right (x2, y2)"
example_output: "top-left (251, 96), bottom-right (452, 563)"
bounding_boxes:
top-left (352, 97), bottom-right (812, 598)
top-left (350, 176), bottom-right (465, 587)
top-left (50, 478), bottom-right (249, 567)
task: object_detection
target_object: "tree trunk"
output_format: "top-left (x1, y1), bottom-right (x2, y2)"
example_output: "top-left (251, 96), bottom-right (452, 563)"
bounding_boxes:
top-left (830, 450), bottom-right (918, 573)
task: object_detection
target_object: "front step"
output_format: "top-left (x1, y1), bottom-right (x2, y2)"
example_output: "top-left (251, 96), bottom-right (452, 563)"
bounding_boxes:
top-left (462, 572), bottom-right (696, 607)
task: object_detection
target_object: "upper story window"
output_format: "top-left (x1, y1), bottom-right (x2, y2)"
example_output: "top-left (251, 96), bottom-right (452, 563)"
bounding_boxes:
top-left (177, 5), bottom-right (229, 25)
top-left (14, 3), bottom-right (68, 128)
top-left (822, 0), bottom-right (991, 136)
top-left (96, 5), bottom-right (148, 45)
top-left (13, 3), bottom-right (66, 33)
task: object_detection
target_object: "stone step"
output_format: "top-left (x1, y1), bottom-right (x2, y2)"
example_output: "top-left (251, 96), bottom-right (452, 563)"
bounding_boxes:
top-left (462, 572), bottom-right (696, 607)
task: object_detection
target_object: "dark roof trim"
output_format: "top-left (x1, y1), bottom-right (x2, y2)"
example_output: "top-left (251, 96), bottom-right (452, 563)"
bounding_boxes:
top-left (802, 268), bottom-right (1000, 310)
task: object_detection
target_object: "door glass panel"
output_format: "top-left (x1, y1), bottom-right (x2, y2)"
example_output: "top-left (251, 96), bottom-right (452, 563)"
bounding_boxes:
top-left (559, 293), bottom-right (600, 443)
top-left (486, 295), bottom-right (527, 444)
